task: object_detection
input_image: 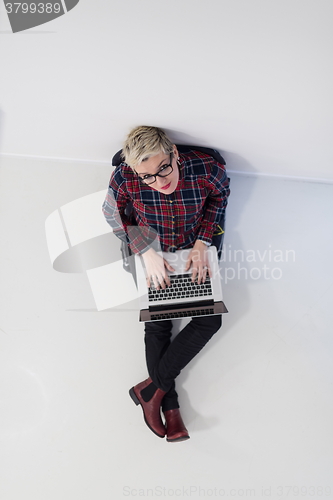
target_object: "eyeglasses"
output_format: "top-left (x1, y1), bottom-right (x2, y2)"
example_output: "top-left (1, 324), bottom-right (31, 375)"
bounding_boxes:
top-left (135, 153), bottom-right (174, 185)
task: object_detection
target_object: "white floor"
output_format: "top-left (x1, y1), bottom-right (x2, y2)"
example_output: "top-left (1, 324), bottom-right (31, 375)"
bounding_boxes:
top-left (1, 155), bottom-right (333, 500)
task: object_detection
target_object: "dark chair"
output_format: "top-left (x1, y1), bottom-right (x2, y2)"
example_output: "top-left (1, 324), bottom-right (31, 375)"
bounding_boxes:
top-left (111, 145), bottom-right (228, 276)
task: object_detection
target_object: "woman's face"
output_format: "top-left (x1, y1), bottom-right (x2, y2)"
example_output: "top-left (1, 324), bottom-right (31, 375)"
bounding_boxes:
top-left (134, 146), bottom-right (179, 195)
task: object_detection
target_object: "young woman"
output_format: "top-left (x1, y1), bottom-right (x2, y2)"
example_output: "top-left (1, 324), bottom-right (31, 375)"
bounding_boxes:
top-left (102, 126), bottom-right (230, 442)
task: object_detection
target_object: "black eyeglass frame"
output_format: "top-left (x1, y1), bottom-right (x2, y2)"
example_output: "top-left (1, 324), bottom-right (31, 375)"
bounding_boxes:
top-left (134, 152), bottom-right (174, 185)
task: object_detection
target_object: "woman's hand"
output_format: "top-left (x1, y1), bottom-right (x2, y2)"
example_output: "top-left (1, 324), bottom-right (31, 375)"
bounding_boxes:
top-left (141, 247), bottom-right (175, 290)
top-left (184, 240), bottom-right (212, 284)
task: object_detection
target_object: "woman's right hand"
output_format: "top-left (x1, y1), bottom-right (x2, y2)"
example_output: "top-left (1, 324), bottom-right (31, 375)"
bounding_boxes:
top-left (141, 248), bottom-right (175, 289)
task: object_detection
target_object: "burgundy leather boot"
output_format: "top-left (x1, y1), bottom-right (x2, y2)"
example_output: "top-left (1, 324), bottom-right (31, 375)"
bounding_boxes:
top-left (163, 408), bottom-right (190, 442)
top-left (129, 377), bottom-right (166, 438)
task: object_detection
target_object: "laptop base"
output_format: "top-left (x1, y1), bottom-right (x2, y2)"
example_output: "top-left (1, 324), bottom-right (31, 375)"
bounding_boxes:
top-left (139, 301), bottom-right (228, 322)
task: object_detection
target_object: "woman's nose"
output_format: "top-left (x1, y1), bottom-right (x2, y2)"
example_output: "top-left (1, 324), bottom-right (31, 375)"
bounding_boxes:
top-left (156, 176), bottom-right (167, 186)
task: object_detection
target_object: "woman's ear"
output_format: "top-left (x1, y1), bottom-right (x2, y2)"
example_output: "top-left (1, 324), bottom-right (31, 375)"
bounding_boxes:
top-left (173, 145), bottom-right (179, 159)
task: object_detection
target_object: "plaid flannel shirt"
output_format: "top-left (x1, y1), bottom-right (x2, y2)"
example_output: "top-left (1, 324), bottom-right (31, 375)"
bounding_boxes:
top-left (102, 149), bottom-right (230, 254)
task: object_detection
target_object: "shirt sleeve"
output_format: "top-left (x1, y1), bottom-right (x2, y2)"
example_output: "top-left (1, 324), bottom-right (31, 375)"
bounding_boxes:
top-left (102, 167), bottom-right (159, 254)
top-left (196, 161), bottom-right (230, 245)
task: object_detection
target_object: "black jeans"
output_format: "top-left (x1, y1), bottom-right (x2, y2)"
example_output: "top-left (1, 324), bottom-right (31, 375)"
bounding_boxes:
top-left (144, 314), bottom-right (222, 411)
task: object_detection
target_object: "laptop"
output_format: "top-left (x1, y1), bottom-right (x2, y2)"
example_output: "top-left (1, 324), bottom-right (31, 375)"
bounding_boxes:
top-left (135, 246), bottom-right (228, 322)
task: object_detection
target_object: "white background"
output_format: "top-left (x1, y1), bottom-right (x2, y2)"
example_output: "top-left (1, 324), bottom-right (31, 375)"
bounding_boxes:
top-left (0, 0), bottom-right (333, 180)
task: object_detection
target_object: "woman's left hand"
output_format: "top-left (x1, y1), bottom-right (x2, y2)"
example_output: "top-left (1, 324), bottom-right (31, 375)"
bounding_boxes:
top-left (184, 239), bottom-right (212, 284)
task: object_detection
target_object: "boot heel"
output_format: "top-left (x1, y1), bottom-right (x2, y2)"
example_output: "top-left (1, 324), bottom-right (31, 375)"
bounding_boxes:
top-left (129, 387), bottom-right (140, 405)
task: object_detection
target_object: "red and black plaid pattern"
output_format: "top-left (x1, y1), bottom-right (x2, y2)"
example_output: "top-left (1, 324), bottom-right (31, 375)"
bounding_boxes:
top-left (102, 149), bottom-right (230, 254)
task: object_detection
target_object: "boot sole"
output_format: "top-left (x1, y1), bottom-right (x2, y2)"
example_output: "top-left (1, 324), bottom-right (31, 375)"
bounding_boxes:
top-left (129, 387), bottom-right (165, 438)
top-left (129, 387), bottom-right (140, 405)
top-left (167, 435), bottom-right (190, 442)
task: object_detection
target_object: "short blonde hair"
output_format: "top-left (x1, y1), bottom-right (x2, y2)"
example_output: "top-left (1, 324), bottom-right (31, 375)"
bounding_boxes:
top-left (122, 126), bottom-right (174, 169)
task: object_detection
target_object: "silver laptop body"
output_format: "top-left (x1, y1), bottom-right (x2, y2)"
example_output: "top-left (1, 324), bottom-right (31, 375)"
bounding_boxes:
top-left (135, 246), bottom-right (228, 322)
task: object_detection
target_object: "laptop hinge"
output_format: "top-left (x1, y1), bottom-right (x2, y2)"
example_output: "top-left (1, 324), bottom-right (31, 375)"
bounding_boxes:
top-left (149, 299), bottom-right (214, 312)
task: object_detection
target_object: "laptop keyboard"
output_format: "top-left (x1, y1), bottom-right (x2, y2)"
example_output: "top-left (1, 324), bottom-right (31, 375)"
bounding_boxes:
top-left (151, 308), bottom-right (215, 321)
top-left (148, 273), bottom-right (213, 302)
